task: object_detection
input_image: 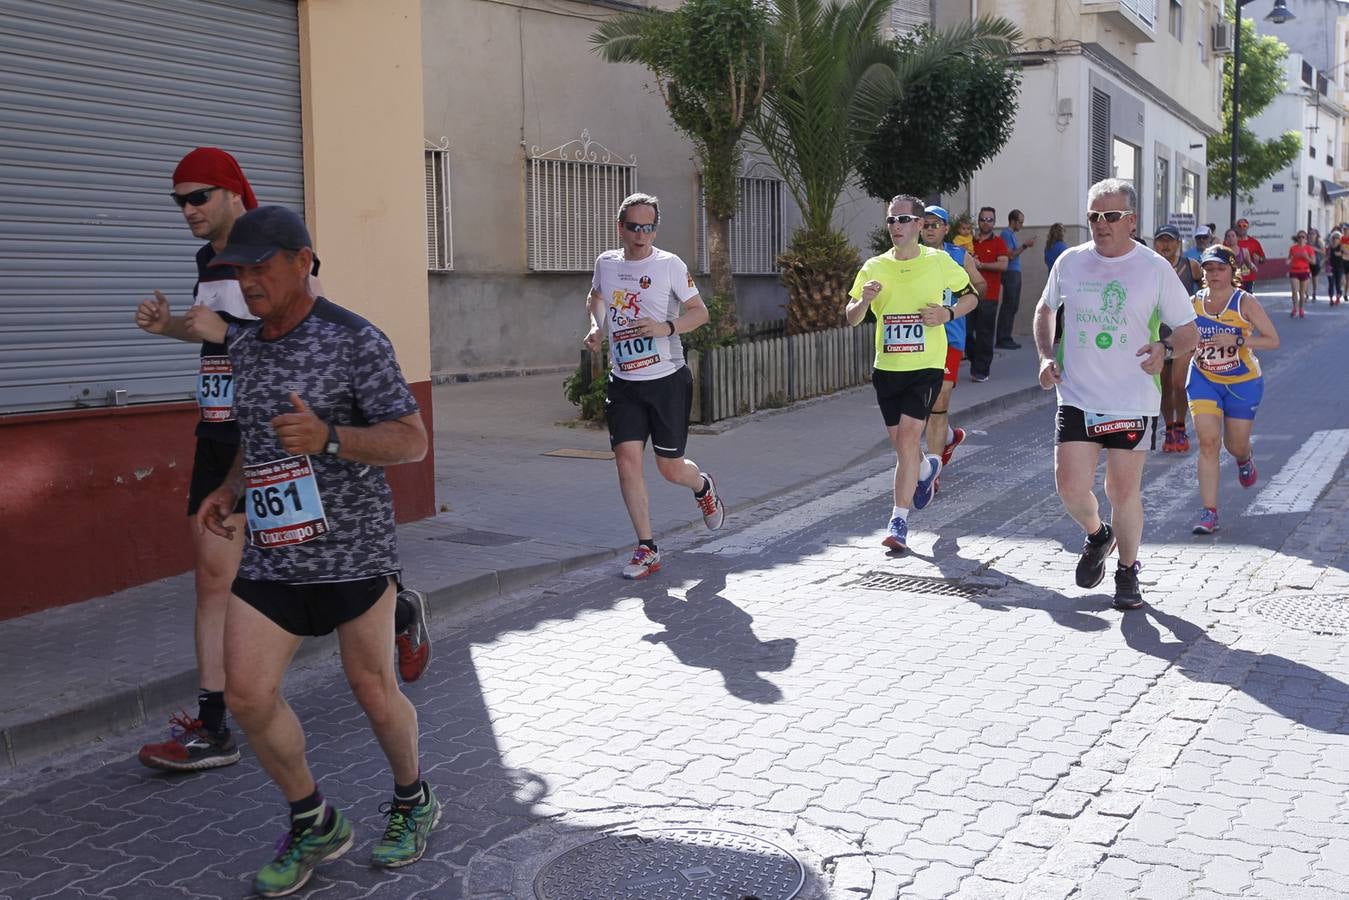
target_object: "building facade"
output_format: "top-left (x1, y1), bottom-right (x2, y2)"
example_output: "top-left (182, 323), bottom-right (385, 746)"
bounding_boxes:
top-left (938, 0), bottom-right (1224, 331)
top-left (0, 1), bottom-right (433, 616)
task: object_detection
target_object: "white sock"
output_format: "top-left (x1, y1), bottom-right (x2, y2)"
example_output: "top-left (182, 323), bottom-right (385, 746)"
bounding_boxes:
top-left (918, 456), bottom-right (934, 481)
top-left (946, 425), bottom-right (955, 445)
top-left (891, 506), bottom-right (909, 521)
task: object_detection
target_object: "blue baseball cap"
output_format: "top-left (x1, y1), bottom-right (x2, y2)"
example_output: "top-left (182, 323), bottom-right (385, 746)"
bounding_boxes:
top-left (924, 205), bottom-right (949, 224)
top-left (210, 205), bottom-right (313, 267)
top-left (1200, 245), bottom-right (1237, 267)
top-left (1154, 224), bottom-right (1181, 241)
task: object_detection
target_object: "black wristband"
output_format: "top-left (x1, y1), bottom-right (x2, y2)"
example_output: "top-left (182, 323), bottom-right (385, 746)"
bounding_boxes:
top-left (947, 306), bottom-right (956, 322)
top-left (667, 321), bottom-right (676, 336)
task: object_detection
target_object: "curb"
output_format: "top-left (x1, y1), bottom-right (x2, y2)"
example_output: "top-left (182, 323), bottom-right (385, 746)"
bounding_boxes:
top-left (0, 383), bottom-right (1046, 771)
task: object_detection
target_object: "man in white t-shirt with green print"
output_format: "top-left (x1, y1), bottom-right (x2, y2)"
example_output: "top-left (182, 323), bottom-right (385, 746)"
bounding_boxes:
top-left (1034, 178), bottom-right (1197, 610)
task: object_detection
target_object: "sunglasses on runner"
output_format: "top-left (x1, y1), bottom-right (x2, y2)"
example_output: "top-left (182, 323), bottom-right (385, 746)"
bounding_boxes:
top-left (885, 214), bottom-right (923, 225)
top-left (1086, 209), bottom-right (1134, 224)
top-left (621, 221), bottom-right (657, 234)
top-left (170, 187), bottom-right (222, 208)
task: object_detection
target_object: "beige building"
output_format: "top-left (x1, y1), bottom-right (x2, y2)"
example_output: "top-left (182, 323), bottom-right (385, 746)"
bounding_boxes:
top-left (936, 0), bottom-right (1225, 328)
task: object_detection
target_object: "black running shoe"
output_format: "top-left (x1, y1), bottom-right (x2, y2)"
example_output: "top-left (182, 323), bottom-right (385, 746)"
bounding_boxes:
top-left (1075, 524), bottom-right (1115, 589)
top-left (1113, 561), bottom-right (1144, 610)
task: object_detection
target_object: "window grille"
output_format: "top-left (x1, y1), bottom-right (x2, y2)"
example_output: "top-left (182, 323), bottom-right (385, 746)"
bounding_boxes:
top-left (526, 130), bottom-right (636, 272)
top-left (888, 0), bottom-right (930, 36)
top-left (1090, 89), bottom-right (1112, 185)
top-left (696, 176), bottom-right (787, 276)
top-left (425, 139), bottom-right (452, 271)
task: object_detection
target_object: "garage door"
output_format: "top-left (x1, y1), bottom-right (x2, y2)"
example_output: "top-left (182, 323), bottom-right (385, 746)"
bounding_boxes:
top-left (0, 0), bottom-right (303, 414)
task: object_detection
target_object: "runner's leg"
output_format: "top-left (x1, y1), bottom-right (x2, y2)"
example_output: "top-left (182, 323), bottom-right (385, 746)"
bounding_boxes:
top-left (1194, 412), bottom-right (1223, 510)
top-left (888, 414), bottom-right (927, 507)
top-left (924, 381), bottom-right (954, 456)
top-left (1054, 441), bottom-right (1104, 533)
top-left (223, 595), bottom-right (309, 799)
top-left (336, 583), bottom-right (420, 786)
top-left (192, 513), bottom-right (244, 694)
top-left (654, 454), bottom-right (705, 491)
top-left (1221, 416), bottom-right (1255, 469)
top-left (1103, 447), bottom-right (1148, 567)
top-left (614, 440), bottom-right (652, 542)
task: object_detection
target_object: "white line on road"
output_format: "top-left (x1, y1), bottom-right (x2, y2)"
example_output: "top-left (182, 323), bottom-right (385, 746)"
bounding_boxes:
top-left (1247, 429), bottom-right (1349, 515)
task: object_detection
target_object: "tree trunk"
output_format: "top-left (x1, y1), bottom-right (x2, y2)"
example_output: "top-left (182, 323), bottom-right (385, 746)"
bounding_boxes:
top-left (778, 228), bottom-right (860, 335)
top-left (705, 212), bottom-right (738, 338)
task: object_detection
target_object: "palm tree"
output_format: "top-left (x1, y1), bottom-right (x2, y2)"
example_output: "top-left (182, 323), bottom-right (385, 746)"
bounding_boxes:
top-left (753, 1), bottom-right (1020, 333)
top-left (592, 0), bottom-right (771, 338)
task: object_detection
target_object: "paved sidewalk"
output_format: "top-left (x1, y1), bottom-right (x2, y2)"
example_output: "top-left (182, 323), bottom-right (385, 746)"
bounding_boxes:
top-left (0, 346), bottom-right (1043, 770)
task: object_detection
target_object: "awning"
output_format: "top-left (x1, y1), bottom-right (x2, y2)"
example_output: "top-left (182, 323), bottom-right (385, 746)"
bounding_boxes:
top-left (1322, 180), bottom-right (1349, 200)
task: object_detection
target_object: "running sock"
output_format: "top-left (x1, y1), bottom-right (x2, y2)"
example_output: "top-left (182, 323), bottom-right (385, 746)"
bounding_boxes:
top-left (289, 789), bottom-right (333, 833)
top-left (918, 456), bottom-right (935, 482)
top-left (394, 776), bottom-right (425, 807)
top-left (197, 689), bottom-right (227, 735)
top-left (639, 539), bottom-right (657, 552)
top-left (1087, 522), bottom-right (1112, 546)
top-left (394, 594), bottom-right (415, 635)
top-left (694, 476), bottom-right (710, 498)
top-left (891, 506), bottom-right (909, 521)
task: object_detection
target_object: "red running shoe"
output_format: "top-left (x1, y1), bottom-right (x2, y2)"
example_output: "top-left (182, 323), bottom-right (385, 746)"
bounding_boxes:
top-left (138, 711), bottom-right (240, 771)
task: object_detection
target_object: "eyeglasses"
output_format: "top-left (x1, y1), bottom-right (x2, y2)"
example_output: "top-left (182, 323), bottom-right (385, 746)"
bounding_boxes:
top-left (621, 221), bottom-right (657, 234)
top-left (1086, 209), bottom-right (1135, 224)
top-left (920, 221), bottom-right (944, 228)
top-left (977, 217), bottom-right (994, 223)
top-left (170, 187), bottom-right (221, 208)
top-left (885, 214), bottom-right (923, 225)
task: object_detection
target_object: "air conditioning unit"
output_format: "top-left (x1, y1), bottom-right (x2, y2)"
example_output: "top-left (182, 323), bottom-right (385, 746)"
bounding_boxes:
top-left (1211, 21), bottom-right (1235, 56)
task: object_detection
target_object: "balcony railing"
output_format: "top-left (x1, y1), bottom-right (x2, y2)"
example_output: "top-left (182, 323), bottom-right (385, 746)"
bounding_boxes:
top-left (1083, 0), bottom-right (1158, 42)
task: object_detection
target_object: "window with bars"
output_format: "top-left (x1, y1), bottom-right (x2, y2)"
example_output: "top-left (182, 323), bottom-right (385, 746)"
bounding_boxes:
top-left (424, 147), bottom-right (452, 271)
top-left (526, 157), bottom-right (635, 272)
top-left (1090, 89), bottom-right (1112, 185)
top-left (696, 176), bottom-right (787, 276)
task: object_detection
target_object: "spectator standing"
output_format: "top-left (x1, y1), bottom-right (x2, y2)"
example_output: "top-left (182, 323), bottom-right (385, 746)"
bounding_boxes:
top-left (969, 206), bottom-right (1009, 382)
top-left (1186, 226), bottom-right (1213, 263)
top-left (996, 209), bottom-right (1036, 350)
top-left (1044, 222), bottom-right (1069, 272)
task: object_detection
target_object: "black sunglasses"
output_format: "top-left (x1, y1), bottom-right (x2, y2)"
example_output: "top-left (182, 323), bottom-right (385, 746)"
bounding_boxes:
top-left (170, 187), bottom-right (221, 208)
top-left (885, 214), bottom-right (923, 225)
top-left (621, 221), bottom-right (657, 234)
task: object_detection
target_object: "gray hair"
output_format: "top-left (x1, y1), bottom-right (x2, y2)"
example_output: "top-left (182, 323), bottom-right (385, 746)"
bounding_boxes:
top-left (617, 192), bottom-right (660, 225)
top-left (1087, 178), bottom-right (1137, 212)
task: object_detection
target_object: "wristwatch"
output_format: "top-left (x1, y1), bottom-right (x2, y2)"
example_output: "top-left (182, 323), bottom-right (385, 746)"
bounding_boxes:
top-left (323, 422), bottom-right (341, 456)
top-left (1160, 340), bottom-right (1174, 361)
top-left (1235, 335), bottom-right (1246, 348)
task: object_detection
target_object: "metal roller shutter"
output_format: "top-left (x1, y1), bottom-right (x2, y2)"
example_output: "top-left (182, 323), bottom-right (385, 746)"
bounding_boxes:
top-left (0, 0), bottom-right (303, 415)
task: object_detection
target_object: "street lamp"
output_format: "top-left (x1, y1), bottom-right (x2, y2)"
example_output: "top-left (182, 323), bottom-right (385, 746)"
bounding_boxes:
top-left (1230, 0), bottom-right (1296, 228)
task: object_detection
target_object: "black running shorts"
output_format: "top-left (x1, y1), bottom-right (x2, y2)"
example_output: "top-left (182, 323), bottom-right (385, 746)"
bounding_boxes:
top-left (871, 368), bottom-right (944, 427)
top-left (187, 436), bottom-right (246, 516)
top-left (1055, 405), bottom-right (1154, 451)
top-left (606, 366), bottom-right (693, 459)
top-left (232, 574), bottom-right (395, 637)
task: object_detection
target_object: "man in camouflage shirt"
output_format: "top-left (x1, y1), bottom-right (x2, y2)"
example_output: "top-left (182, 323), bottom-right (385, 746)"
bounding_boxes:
top-left (197, 206), bottom-right (439, 897)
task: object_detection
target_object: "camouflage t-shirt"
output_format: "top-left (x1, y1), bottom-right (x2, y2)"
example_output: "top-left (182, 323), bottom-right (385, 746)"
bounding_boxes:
top-left (229, 298), bottom-right (419, 583)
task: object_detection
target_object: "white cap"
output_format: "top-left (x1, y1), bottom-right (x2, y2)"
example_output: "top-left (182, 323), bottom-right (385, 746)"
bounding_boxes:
top-left (1193, 225), bottom-right (1212, 238)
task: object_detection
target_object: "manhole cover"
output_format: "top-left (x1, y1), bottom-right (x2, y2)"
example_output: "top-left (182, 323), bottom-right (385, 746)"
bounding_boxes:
top-left (1253, 594), bottom-right (1349, 636)
top-left (850, 571), bottom-right (984, 598)
top-left (534, 827), bottom-right (805, 900)
top-left (428, 528), bottom-right (527, 546)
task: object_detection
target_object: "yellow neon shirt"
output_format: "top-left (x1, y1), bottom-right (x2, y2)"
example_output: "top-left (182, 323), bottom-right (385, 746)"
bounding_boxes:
top-left (849, 246), bottom-right (971, 372)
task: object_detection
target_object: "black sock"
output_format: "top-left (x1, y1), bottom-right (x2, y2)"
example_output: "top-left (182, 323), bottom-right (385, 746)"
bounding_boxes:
top-left (394, 776), bottom-right (424, 807)
top-left (394, 594), bottom-right (414, 635)
top-left (197, 690), bottom-right (227, 735)
top-left (694, 476), bottom-right (710, 498)
top-left (1087, 522), bottom-right (1112, 545)
top-left (289, 789), bottom-right (331, 832)
top-left (639, 539), bottom-right (657, 552)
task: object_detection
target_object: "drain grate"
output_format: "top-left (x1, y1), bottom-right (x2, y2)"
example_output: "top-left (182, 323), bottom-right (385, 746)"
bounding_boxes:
top-left (534, 827), bottom-right (804, 900)
top-left (850, 571), bottom-right (985, 598)
top-left (1253, 594), bottom-right (1349, 636)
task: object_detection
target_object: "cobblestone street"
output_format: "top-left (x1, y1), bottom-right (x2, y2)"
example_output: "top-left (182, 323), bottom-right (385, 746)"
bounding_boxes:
top-left (2, 306), bottom-right (1347, 899)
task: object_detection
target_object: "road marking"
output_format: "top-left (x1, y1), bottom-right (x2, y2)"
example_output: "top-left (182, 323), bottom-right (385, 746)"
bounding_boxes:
top-left (1247, 429), bottom-right (1349, 515)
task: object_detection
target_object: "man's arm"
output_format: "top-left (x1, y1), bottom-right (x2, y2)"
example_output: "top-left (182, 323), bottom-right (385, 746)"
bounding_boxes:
top-left (978, 254), bottom-right (1009, 273)
top-left (584, 289), bottom-right (605, 351)
top-left (1033, 301), bottom-right (1061, 388)
top-left (962, 253), bottom-right (987, 297)
top-left (135, 291), bottom-right (204, 343)
top-left (270, 393), bottom-right (427, 466)
top-left (846, 281), bottom-right (881, 326)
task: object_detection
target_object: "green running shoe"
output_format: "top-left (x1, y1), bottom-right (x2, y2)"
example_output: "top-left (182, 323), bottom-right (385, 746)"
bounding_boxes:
top-left (370, 784), bottom-right (441, 868)
top-left (253, 808), bottom-right (353, 898)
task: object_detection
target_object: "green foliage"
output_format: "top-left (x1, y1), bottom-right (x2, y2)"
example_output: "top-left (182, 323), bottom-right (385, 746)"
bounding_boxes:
top-left (564, 349), bottom-right (608, 422)
top-left (682, 292), bottom-right (740, 356)
top-left (777, 227), bottom-right (862, 333)
top-left (856, 25), bottom-right (1022, 201)
top-left (1207, 12), bottom-right (1300, 201)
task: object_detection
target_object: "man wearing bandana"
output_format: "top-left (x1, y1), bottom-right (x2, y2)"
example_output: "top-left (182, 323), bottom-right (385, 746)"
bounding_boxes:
top-left (134, 149), bottom-right (432, 773)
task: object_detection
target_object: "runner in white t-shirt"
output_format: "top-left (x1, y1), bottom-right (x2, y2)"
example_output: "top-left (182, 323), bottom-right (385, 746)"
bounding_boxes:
top-left (1033, 178), bottom-right (1197, 611)
top-left (584, 193), bottom-right (726, 580)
